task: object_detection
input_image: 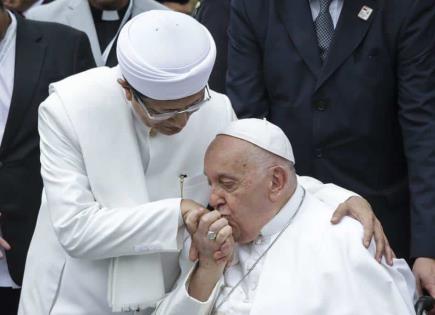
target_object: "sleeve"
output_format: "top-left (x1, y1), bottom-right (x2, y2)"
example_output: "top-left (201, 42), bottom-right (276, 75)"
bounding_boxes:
top-left (72, 30), bottom-right (96, 73)
top-left (38, 94), bottom-right (183, 260)
top-left (153, 236), bottom-right (222, 315)
top-left (396, 0), bottom-right (435, 258)
top-left (298, 175), bottom-right (358, 209)
top-left (226, 0), bottom-right (270, 119)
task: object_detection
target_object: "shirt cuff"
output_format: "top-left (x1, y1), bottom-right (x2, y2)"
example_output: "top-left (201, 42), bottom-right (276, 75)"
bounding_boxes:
top-left (181, 262), bottom-right (223, 314)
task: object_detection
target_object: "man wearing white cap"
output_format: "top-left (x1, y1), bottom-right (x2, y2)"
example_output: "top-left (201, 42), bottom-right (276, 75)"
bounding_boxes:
top-left (155, 119), bottom-right (417, 315)
top-left (19, 10), bottom-right (391, 315)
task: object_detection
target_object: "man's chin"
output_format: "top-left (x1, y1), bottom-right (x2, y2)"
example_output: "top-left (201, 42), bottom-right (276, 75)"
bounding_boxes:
top-left (157, 126), bottom-right (183, 135)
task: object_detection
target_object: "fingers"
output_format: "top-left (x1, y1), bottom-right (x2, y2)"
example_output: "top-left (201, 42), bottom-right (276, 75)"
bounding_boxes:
top-left (384, 238), bottom-right (395, 266)
top-left (196, 210), bottom-right (221, 235)
top-left (426, 284), bottom-right (435, 298)
top-left (180, 199), bottom-right (205, 217)
top-left (0, 237), bottom-right (11, 250)
top-left (330, 202), bottom-right (348, 224)
top-left (339, 197), bottom-right (377, 249)
top-left (189, 244), bottom-right (199, 262)
top-left (415, 273), bottom-right (423, 296)
top-left (0, 237), bottom-right (11, 259)
top-left (373, 219), bottom-right (386, 263)
top-left (208, 217), bottom-right (228, 236)
top-left (215, 225), bottom-right (232, 244)
top-left (183, 207), bottom-right (208, 234)
top-left (361, 216), bottom-right (375, 248)
top-left (213, 236), bottom-right (234, 261)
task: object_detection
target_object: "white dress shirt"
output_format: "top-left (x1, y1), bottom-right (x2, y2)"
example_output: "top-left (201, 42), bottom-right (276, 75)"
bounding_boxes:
top-left (0, 10), bottom-right (19, 289)
top-left (0, 10), bottom-right (16, 145)
top-left (309, 0), bottom-right (344, 28)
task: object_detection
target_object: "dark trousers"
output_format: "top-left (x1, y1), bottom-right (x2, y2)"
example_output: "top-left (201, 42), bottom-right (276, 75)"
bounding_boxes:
top-left (0, 287), bottom-right (21, 315)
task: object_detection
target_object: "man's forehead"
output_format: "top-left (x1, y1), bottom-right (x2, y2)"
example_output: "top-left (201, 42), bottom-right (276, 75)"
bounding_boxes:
top-left (206, 137), bottom-right (252, 172)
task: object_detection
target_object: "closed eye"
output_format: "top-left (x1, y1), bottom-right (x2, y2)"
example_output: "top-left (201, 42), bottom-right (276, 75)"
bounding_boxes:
top-left (220, 180), bottom-right (236, 191)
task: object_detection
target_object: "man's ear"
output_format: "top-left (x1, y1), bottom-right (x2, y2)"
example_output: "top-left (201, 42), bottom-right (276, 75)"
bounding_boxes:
top-left (117, 79), bottom-right (133, 101)
top-left (269, 166), bottom-right (288, 201)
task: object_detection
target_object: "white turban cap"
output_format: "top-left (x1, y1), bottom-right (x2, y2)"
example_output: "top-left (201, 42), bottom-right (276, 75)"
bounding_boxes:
top-left (219, 119), bottom-right (295, 164)
top-left (117, 10), bottom-right (216, 100)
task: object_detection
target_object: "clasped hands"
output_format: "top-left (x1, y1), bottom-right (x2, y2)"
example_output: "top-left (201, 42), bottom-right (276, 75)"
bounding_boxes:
top-left (181, 200), bottom-right (234, 269)
top-left (181, 195), bottom-right (396, 268)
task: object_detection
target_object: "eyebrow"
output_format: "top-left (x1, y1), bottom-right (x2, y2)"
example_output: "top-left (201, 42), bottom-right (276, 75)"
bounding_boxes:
top-left (203, 171), bottom-right (238, 182)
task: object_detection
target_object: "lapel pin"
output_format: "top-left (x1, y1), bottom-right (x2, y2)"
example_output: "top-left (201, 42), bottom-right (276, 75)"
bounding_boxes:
top-left (358, 5), bottom-right (373, 21)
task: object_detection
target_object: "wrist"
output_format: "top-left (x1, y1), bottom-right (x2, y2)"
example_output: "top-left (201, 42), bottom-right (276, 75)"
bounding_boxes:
top-left (188, 260), bottom-right (224, 302)
top-left (198, 257), bottom-right (226, 274)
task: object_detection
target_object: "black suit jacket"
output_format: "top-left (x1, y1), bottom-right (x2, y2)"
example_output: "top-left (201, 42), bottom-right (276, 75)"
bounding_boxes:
top-left (227, 0), bottom-right (435, 259)
top-left (0, 14), bottom-right (95, 285)
top-left (195, 0), bottom-right (230, 93)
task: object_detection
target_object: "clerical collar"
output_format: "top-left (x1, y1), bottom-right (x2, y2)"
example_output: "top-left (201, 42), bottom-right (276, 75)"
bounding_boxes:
top-left (90, 2), bottom-right (129, 22)
top-left (260, 184), bottom-right (304, 237)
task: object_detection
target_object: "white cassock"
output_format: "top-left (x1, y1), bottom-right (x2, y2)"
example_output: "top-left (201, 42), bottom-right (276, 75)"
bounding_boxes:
top-left (17, 66), bottom-right (356, 315)
top-left (155, 185), bottom-right (416, 315)
top-left (18, 66), bottom-right (235, 315)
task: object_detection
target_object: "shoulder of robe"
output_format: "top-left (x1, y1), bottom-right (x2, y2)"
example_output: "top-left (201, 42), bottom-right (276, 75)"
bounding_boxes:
top-left (27, 0), bottom-right (79, 20)
top-left (47, 67), bottom-right (124, 114)
top-left (292, 192), bottom-right (364, 246)
top-left (193, 89), bottom-right (235, 126)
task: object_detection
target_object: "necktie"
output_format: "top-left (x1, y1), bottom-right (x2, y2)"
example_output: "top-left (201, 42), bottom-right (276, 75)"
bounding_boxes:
top-left (314, 0), bottom-right (334, 62)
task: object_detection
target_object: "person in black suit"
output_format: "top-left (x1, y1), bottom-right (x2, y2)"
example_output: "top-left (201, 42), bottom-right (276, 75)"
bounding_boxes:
top-left (0, 1), bottom-right (94, 313)
top-left (195, 0), bottom-right (230, 93)
top-left (227, 0), bottom-right (435, 301)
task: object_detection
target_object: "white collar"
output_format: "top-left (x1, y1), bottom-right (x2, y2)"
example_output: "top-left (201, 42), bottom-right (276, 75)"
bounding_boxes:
top-left (260, 184), bottom-right (304, 237)
top-left (0, 11), bottom-right (17, 64)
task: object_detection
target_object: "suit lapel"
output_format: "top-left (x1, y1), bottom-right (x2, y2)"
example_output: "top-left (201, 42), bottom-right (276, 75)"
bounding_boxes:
top-left (66, 0), bottom-right (103, 66)
top-left (315, 0), bottom-right (377, 90)
top-left (0, 14), bottom-right (45, 154)
top-left (275, 0), bottom-right (322, 78)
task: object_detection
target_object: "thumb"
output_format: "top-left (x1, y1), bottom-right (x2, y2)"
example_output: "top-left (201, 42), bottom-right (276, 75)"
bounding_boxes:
top-left (414, 272), bottom-right (423, 296)
top-left (189, 244), bottom-right (198, 262)
top-left (331, 202), bottom-right (348, 224)
top-left (425, 283), bottom-right (435, 298)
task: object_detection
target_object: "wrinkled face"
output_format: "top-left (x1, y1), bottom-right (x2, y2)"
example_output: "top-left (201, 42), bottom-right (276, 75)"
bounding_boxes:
top-left (204, 136), bottom-right (275, 244)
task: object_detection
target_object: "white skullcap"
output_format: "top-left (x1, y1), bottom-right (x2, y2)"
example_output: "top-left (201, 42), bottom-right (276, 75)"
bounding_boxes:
top-left (219, 119), bottom-right (295, 163)
top-left (117, 10), bottom-right (216, 100)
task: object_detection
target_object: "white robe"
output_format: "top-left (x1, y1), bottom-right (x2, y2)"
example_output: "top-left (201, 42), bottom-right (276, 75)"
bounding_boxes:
top-left (18, 66), bottom-right (365, 315)
top-left (18, 66), bottom-right (235, 315)
top-left (156, 186), bottom-right (416, 315)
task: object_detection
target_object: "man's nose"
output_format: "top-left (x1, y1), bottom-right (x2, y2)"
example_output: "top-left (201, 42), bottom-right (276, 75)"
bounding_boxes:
top-left (171, 112), bottom-right (189, 128)
top-left (209, 189), bottom-right (225, 211)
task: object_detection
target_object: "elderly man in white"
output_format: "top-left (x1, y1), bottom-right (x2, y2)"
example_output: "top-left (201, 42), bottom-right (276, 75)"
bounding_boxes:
top-left (19, 10), bottom-right (392, 315)
top-left (155, 119), bottom-right (416, 315)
